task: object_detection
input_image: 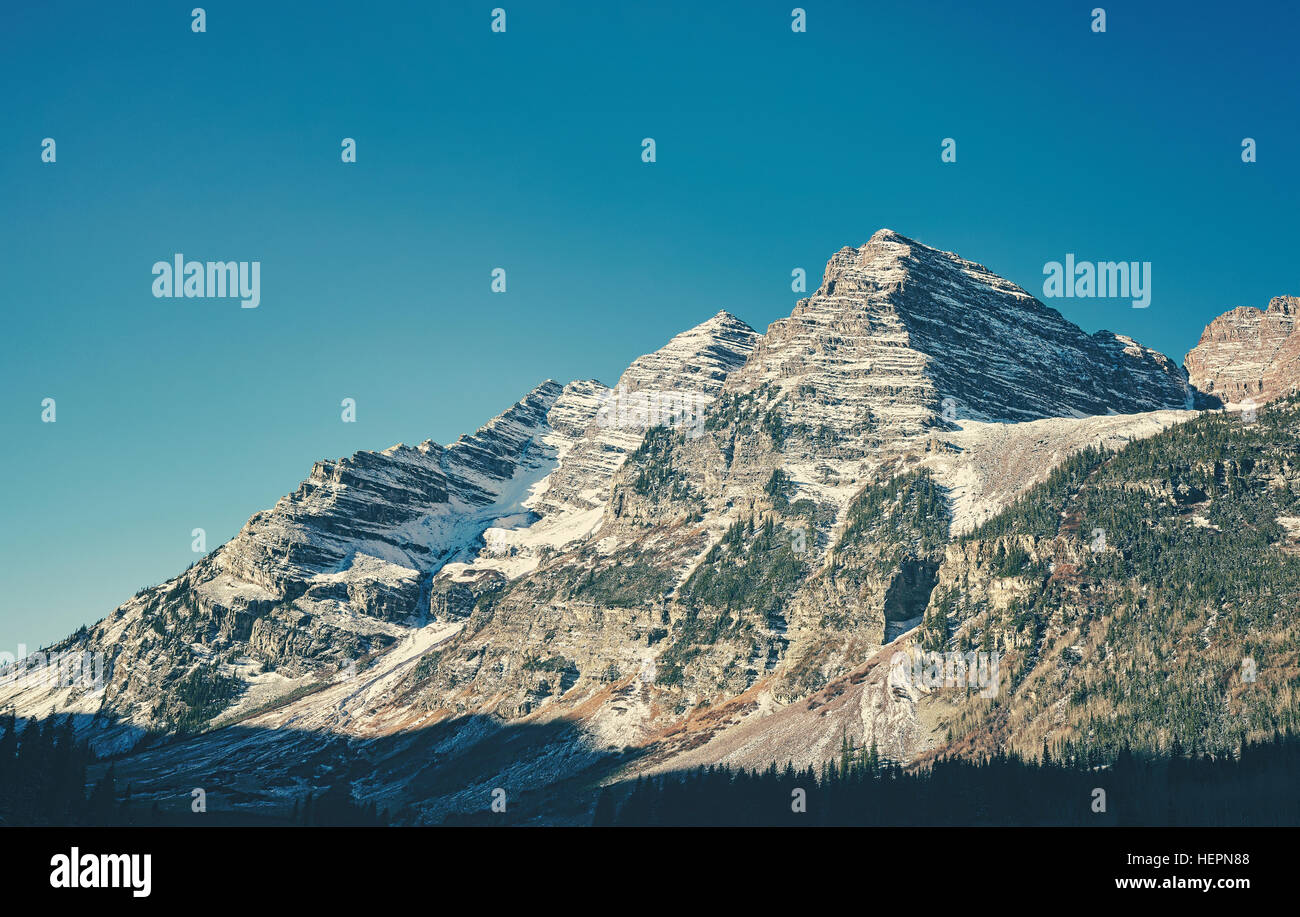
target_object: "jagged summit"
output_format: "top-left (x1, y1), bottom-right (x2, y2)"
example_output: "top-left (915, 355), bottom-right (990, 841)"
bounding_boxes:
top-left (612, 311), bottom-right (759, 394)
top-left (706, 308), bottom-right (744, 322)
top-left (868, 227), bottom-right (912, 245)
top-left (727, 230), bottom-right (1192, 448)
top-left (211, 378), bottom-right (574, 596)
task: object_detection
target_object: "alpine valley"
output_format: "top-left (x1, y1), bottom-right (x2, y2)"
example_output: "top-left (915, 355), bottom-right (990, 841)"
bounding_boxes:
top-left (5, 230), bottom-right (1300, 825)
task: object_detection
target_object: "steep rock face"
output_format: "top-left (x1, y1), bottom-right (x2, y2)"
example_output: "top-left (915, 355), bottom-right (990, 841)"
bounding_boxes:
top-left (429, 312), bottom-right (758, 600)
top-left (0, 380), bottom-right (612, 745)
top-left (1185, 296), bottom-right (1300, 405)
top-left (727, 229), bottom-right (1192, 456)
top-left (411, 314), bottom-right (765, 717)
top-left (216, 379), bottom-right (568, 597)
top-left (1263, 330), bottom-right (1300, 401)
top-left (532, 311), bottom-right (759, 518)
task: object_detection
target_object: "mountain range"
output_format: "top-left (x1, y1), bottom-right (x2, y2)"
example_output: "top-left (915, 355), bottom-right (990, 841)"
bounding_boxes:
top-left (4, 229), bottom-right (1298, 824)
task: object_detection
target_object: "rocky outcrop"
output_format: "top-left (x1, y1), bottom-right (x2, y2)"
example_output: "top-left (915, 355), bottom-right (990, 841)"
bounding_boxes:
top-left (1185, 295), bottom-right (1300, 405)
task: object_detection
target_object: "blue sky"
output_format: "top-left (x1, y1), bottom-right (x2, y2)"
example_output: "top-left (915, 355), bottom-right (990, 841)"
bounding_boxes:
top-left (2, 0), bottom-right (1298, 650)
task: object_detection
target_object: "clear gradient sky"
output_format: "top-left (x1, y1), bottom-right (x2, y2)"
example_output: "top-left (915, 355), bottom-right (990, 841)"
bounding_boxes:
top-left (2, 0), bottom-right (1298, 650)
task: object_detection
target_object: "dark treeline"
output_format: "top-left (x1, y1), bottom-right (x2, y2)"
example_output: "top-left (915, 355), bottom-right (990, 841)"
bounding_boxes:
top-left (294, 782), bottom-right (386, 827)
top-left (0, 712), bottom-right (383, 826)
top-left (595, 731), bottom-right (1300, 826)
top-left (0, 712), bottom-right (109, 825)
top-left (8, 710), bottom-right (1299, 826)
